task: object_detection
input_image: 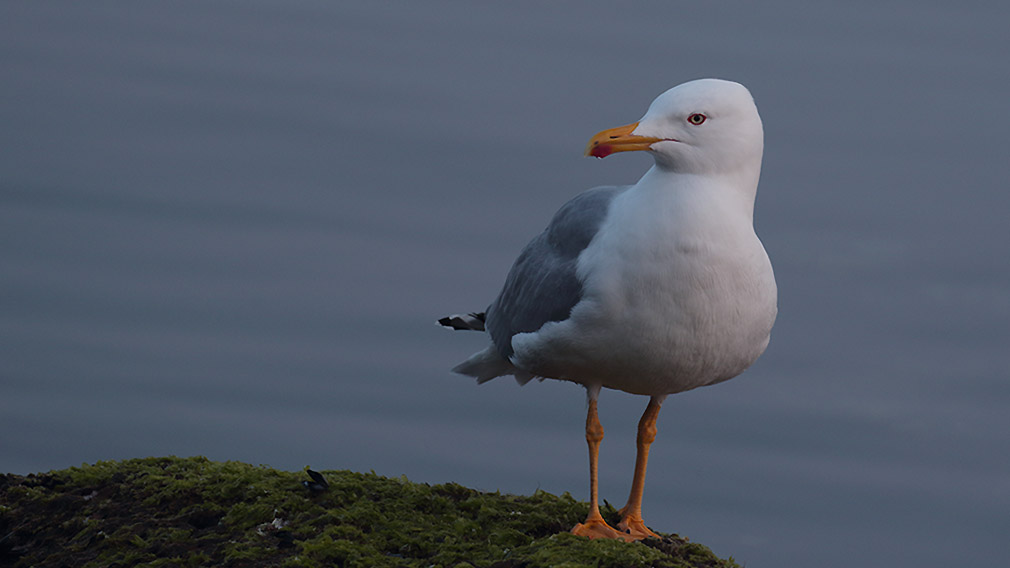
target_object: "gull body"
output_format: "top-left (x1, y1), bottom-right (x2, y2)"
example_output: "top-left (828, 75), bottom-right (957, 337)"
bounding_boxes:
top-left (441, 78), bottom-right (777, 540)
top-left (508, 165), bottom-right (775, 395)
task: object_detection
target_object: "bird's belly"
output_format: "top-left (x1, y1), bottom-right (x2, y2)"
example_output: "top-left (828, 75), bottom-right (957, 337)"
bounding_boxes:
top-left (511, 242), bottom-right (776, 396)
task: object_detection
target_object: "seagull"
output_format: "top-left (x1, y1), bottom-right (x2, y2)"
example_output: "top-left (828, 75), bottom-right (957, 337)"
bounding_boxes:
top-left (439, 78), bottom-right (777, 540)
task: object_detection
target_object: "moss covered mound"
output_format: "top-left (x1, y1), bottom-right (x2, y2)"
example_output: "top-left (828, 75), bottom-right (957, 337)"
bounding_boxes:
top-left (0, 456), bottom-right (738, 568)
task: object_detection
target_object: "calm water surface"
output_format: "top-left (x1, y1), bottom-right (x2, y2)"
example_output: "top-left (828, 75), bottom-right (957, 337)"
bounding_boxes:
top-left (2, 2), bottom-right (1008, 566)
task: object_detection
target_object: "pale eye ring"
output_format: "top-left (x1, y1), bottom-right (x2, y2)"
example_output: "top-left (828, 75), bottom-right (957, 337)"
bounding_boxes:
top-left (688, 113), bottom-right (707, 125)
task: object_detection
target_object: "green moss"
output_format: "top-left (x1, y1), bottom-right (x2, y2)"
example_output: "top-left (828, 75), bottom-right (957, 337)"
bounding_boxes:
top-left (0, 456), bottom-right (739, 568)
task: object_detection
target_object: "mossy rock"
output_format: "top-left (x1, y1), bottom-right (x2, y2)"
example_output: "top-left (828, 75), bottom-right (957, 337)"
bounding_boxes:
top-left (0, 456), bottom-right (738, 567)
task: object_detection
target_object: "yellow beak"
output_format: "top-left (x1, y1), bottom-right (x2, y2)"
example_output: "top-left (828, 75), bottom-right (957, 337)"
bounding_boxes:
top-left (584, 122), bottom-right (665, 158)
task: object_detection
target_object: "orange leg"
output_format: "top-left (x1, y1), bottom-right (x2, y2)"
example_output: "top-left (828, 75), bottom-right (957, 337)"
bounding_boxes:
top-left (617, 396), bottom-right (664, 539)
top-left (571, 396), bottom-right (632, 540)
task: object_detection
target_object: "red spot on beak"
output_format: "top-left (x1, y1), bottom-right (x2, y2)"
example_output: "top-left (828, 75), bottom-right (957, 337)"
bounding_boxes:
top-left (589, 143), bottom-right (615, 159)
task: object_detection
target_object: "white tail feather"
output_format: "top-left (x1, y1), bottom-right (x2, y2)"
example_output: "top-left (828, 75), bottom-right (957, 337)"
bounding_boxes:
top-left (452, 346), bottom-right (513, 383)
top-left (452, 346), bottom-right (537, 386)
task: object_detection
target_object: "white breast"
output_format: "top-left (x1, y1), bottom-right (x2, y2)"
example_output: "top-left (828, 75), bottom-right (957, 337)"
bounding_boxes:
top-left (510, 169), bottom-right (777, 396)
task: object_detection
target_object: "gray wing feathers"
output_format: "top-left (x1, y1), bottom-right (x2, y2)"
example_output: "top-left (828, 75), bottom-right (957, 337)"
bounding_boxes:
top-left (485, 185), bottom-right (626, 359)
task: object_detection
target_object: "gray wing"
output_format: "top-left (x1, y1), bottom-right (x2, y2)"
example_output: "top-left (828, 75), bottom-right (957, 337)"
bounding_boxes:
top-left (486, 185), bottom-right (627, 359)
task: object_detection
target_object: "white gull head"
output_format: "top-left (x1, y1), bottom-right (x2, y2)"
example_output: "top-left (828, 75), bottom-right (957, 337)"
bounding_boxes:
top-left (588, 78), bottom-right (763, 178)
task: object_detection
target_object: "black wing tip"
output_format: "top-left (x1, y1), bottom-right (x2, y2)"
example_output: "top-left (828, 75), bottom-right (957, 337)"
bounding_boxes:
top-left (438, 312), bottom-right (486, 331)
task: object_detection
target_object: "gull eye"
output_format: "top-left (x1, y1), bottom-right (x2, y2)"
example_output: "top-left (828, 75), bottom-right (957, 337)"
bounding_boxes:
top-left (688, 113), bottom-right (707, 125)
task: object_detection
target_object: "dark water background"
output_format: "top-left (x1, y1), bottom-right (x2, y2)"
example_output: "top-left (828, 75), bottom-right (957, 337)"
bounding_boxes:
top-left (2, 2), bottom-right (1008, 566)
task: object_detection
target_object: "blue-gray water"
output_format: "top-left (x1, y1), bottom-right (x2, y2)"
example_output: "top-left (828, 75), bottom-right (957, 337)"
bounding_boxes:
top-left (2, 2), bottom-right (1008, 566)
